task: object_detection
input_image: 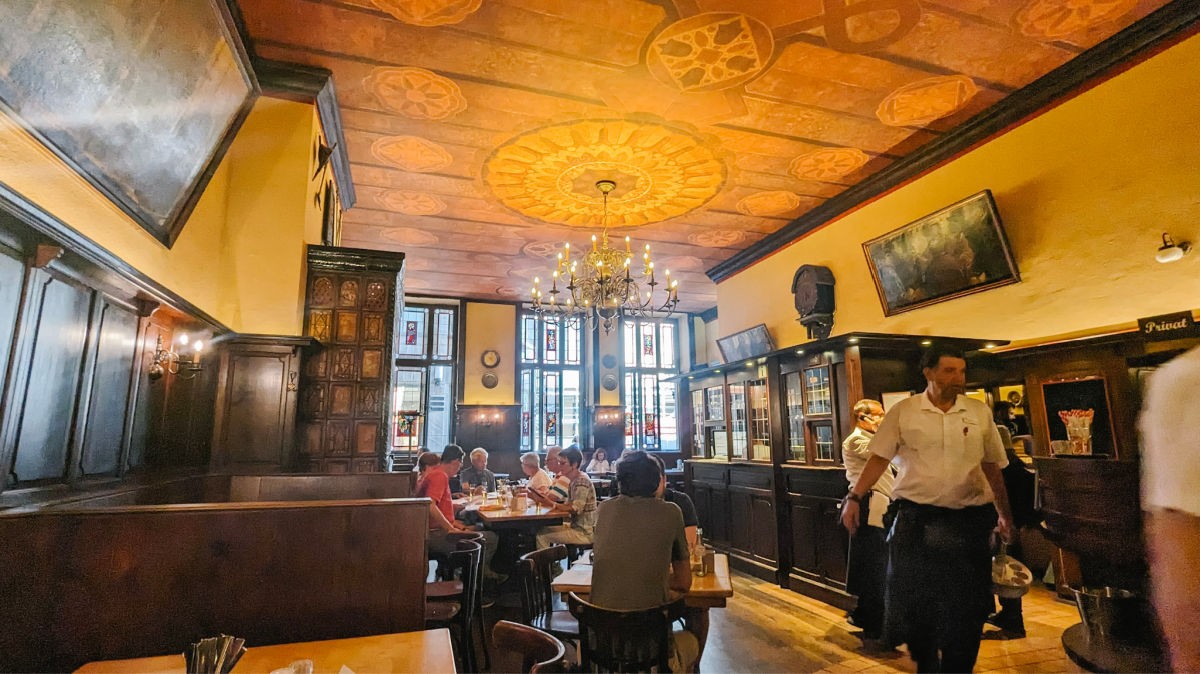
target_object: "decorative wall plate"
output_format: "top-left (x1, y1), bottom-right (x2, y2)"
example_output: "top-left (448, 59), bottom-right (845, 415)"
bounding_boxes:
top-left (601, 373), bottom-right (618, 391)
top-left (481, 371), bottom-right (499, 389)
top-left (601, 353), bottom-right (617, 369)
top-left (481, 349), bottom-right (501, 368)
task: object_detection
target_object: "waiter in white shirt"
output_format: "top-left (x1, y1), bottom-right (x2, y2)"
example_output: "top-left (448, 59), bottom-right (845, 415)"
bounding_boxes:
top-left (841, 345), bottom-right (1013, 673)
top-left (842, 399), bottom-right (894, 646)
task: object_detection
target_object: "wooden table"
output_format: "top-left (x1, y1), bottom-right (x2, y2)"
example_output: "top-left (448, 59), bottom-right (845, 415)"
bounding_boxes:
top-left (75, 629), bottom-right (457, 674)
top-left (476, 501), bottom-right (565, 529)
top-left (552, 553), bottom-right (734, 608)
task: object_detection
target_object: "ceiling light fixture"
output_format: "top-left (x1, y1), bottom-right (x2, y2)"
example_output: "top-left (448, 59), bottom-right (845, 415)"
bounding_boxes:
top-left (1156, 233), bottom-right (1191, 263)
top-left (531, 180), bottom-right (679, 332)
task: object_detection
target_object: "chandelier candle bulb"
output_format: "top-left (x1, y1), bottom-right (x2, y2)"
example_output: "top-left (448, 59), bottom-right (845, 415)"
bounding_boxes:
top-left (625, 235), bottom-right (631, 252)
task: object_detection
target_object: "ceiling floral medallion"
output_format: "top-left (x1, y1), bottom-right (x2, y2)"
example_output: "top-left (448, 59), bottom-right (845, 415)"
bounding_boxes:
top-left (376, 189), bottom-right (447, 215)
top-left (363, 67), bottom-right (467, 120)
top-left (737, 191), bottom-right (803, 216)
top-left (484, 118), bottom-right (726, 227)
top-left (381, 227), bottom-right (440, 246)
top-left (1013, 0), bottom-right (1136, 39)
top-left (688, 229), bottom-right (745, 248)
top-left (369, 0), bottom-right (483, 26)
top-left (876, 75), bottom-right (978, 127)
top-left (647, 13), bottom-right (774, 92)
top-left (371, 135), bottom-right (454, 172)
top-left (522, 241), bottom-right (562, 258)
top-left (789, 148), bottom-right (870, 182)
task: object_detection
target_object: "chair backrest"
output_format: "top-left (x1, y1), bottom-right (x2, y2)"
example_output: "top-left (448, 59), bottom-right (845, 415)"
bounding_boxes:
top-left (568, 592), bottom-right (676, 673)
top-left (445, 539), bottom-right (483, 624)
top-left (492, 620), bottom-right (567, 673)
top-left (518, 545), bottom-right (568, 625)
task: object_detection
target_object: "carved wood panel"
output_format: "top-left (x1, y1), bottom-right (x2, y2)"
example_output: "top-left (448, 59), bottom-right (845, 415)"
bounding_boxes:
top-left (301, 248), bottom-right (403, 473)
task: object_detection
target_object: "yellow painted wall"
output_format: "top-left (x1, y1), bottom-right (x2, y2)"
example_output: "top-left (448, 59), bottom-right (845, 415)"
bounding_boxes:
top-left (462, 302), bottom-right (517, 404)
top-left (0, 96), bottom-right (324, 335)
top-left (717, 32), bottom-right (1200, 349)
top-left (597, 328), bottom-right (620, 406)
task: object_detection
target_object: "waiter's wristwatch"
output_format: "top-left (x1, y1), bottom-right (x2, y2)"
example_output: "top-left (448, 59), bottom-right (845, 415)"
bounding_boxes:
top-left (842, 490), bottom-right (864, 507)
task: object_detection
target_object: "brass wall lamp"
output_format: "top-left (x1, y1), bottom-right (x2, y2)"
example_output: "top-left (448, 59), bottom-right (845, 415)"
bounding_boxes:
top-left (148, 334), bottom-right (205, 380)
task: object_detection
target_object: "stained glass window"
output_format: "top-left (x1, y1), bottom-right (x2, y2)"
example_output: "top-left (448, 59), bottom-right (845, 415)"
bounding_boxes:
top-left (392, 303), bottom-right (457, 468)
top-left (519, 311), bottom-right (582, 452)
top-left (621, 316), bottom-right (681, 451)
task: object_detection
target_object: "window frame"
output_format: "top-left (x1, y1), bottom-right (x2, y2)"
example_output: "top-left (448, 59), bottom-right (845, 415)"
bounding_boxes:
top-left (518, 310), bottom-right (584, 453)
top-left (620, 315), bottom-right (681, 452)
top-left (391, 303), bottom-right (458, 461)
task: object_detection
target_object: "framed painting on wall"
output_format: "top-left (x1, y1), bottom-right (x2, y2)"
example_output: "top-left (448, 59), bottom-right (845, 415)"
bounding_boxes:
top-left (0, 0), bottom-right (259, 247)
top-left (716, 323), bottom-right (775, 363)
top-left (862, 190), bottom-right (1020, 316)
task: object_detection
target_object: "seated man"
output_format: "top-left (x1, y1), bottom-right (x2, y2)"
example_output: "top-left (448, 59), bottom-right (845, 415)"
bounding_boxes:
top-left (532, 447), bottom-right (596, 548)
top-left (420, 445), bottom-right (505, 585)
top-left (544, 445), bottom-right (571, 503)
top-left (414, 448), bottom-right (468, 560)
top-left (459, 447), bottom-right (497, 492)
top-left (592, 451), bottom-right (697, 673)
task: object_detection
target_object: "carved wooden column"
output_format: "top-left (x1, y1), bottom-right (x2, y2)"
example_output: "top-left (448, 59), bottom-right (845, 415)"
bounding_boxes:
top-left (300, 246), bottom-right (405, 473)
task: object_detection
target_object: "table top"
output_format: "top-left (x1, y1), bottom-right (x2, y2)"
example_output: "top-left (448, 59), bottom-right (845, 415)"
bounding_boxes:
top-left (75, 629), bottom-right (457, 674)
top-left (1061, 622), bottom-right (1166, 673)
top-left (477, 501), bottom-right (565, 524)
top-left (553, 553), bottom-right (734, 607)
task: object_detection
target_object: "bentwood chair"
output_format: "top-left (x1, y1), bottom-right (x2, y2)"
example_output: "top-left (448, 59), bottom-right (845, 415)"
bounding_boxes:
top-left (492, 620), bottom-right (567, 673)
top-left (426, 539), bottom-right (483, 672)
top-left (568, 592), bottom-right (682, 673)
top-left (517, 545), bottom-right (580, 642)
top-left (428, 531), bottom-right (491, 669)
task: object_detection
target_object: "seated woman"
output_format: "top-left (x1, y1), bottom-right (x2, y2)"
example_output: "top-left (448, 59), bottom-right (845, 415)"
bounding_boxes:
top-left (520, 452), bottom-right (553, 494)
top-left (584, 448), bottom-right (612, 475)
top-left (531, 447), bottom-right (597, 549)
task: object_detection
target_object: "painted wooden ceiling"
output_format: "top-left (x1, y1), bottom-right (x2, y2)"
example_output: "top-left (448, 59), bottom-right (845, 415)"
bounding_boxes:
top-left (238, 0), bottom-right (1172, 311)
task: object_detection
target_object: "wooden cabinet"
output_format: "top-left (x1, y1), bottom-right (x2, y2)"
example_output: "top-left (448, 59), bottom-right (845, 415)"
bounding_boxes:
top-left (209, 335), bottom-right (315, 471)
top-left (680, 333), bottom-right (995, 606)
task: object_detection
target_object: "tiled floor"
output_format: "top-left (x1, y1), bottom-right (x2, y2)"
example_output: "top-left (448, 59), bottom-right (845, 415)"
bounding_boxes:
top-left (699, 573), bottom-right (1082, 674)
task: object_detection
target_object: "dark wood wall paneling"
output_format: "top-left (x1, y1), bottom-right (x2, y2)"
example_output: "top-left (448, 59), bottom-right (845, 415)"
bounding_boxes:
top-left (0, 203), bottom-right (225, 500)
top-left (454, 404), bottom-right (522, 476)
top-left (300, 245), bottom-right (405, 473)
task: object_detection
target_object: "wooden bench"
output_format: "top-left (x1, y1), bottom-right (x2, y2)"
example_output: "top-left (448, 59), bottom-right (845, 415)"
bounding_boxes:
top-left (0, 490), bottom-right (428, 672)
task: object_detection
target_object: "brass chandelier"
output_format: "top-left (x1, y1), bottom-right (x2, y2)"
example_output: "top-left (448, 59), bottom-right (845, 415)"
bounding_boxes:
top-left (531, 180), bottom-right (680, 333)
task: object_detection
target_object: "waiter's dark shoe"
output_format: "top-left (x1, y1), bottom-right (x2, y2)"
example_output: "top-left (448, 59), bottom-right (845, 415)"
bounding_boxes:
top-left (982, 627), bottom-right (1026, 640)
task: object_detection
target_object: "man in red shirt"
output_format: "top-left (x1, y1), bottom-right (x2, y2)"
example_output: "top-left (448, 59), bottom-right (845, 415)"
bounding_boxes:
top-left (416, 446), bottom-right (468, 560)
top-left (418, 445), bottom-right (505, 587)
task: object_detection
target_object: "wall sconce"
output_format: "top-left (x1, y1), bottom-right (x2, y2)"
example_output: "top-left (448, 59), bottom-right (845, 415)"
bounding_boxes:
top-left (1156, 233), bottom-right (1191, 263)
top-left (476, 411), bottom-right (503, 427)
top-left (148, 334), bottom-right (204, 381)
top-left (595, 410), bottom-right (623, 424)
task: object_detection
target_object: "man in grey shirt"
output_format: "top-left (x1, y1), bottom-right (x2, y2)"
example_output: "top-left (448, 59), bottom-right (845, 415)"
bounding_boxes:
top-left (592, 451), bottom-right (697, 671)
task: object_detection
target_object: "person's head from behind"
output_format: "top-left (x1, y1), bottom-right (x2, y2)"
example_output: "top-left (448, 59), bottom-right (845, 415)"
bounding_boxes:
top-left (520, 452), bottom-right (542, 478)
top-left (593, 448), bottom-right (607, 463)
top-left (616, 451), bottom-right (662, 498)
top-left (416, 451), bottom-right (440, 475)
top-left (560, 447), bottom-right (584, 474)
top-left (470, 447), bottom-right (489, 471)
top-left (441, 444), bottom-right (465, 473)
top-left (852, 399), bottom-right (884, 433)
top-left (920, 344), bottom-right (967, 402)
top-left (993, 401), bottom-right (1013, 424)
